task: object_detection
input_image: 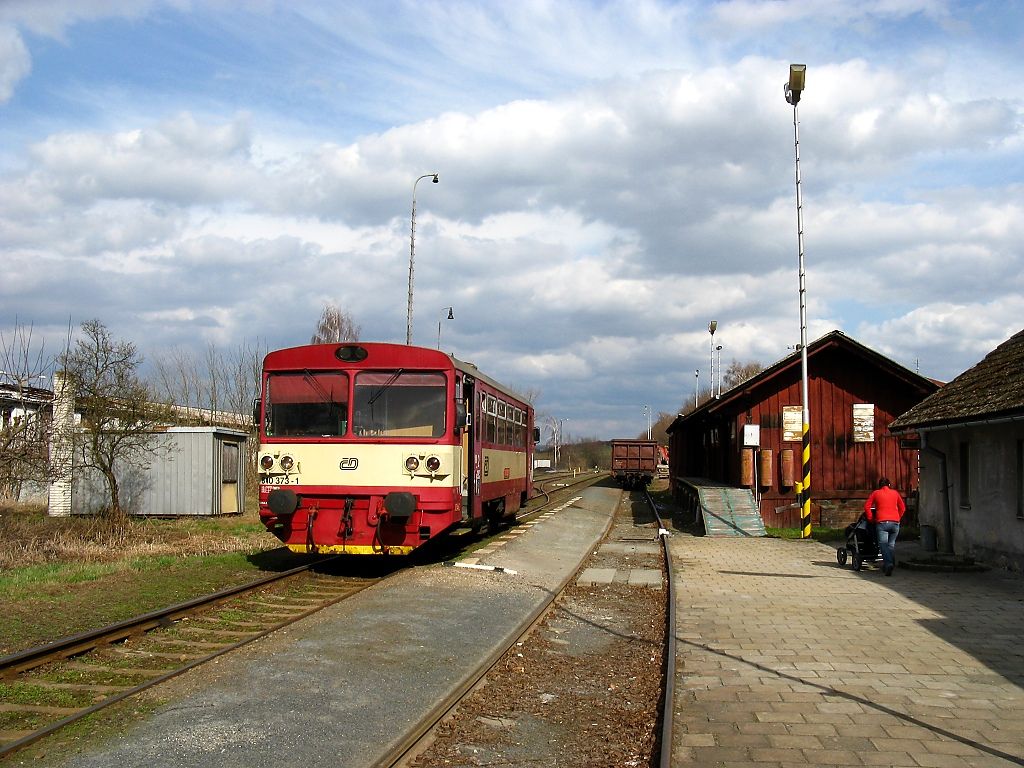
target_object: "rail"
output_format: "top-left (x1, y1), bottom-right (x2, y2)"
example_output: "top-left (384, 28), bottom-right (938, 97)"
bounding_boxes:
top-left (0, 559), bottom-right (388, 758)
top-left (378, 480), bottom-right (674, 767)
top-left (645, 487), bottom-right (678, 768)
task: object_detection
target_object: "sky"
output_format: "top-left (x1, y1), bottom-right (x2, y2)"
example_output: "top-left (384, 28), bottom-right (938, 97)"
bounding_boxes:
top-left (1, 0), bottom-right (1022, 442)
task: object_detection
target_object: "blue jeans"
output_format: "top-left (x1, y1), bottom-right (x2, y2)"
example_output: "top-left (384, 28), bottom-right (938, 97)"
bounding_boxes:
top-left (876, 521), bottom-right (900, 570)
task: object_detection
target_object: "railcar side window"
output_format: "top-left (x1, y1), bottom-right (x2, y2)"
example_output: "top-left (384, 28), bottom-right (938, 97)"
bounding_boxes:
top-left (353, 371), bottom-right (446, 438)
top-left (485, 395), bottom-right (497, 443)
top-left (266, 372), bottom-right (348, 437)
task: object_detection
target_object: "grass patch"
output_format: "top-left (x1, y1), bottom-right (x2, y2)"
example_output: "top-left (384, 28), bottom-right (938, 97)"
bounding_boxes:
top-left (0, 550), bottom-right (294, 656)
top-left (6, 693), bottom-right (169, 764)
top-left (766, 526), bottom-right (845, 542)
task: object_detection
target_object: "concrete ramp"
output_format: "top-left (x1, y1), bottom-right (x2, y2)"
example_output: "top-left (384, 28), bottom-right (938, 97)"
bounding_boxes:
top-left (677, 479), bottom-right (766, 537)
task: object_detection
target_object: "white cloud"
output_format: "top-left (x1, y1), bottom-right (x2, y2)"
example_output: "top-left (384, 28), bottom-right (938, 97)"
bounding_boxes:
top-left (27, 113), bottom-right (256, 206)
top-left (0, 25), bottom-right (30, 102)
top-left (0, 0), bottom-right (165, 38)
top-left (1, 1), bottom-right (1022, 438)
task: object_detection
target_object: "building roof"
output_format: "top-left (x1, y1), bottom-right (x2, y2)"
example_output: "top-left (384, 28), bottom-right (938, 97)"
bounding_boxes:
top-left (668, 329), bottom-right (938, 434)
top-left (890, 327), bottom-right (1024, 431)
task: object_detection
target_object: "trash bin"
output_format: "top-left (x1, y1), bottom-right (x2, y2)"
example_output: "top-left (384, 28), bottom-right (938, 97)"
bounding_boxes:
top-left (920, 524), bottom-right (937, 552)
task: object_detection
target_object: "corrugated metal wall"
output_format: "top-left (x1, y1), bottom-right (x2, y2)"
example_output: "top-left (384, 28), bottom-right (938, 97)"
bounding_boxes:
top-left (72, 428), bottom-right (248, 516)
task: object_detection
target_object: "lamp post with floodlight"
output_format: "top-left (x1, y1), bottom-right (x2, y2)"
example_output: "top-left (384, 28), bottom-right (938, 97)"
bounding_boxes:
top-left (407, 173), bottom-right (439, 345)
top-left (785, 63), bottom-right (811, 538)
top-left (437, 307), bottom-right (454, 350)
top-left (708, 320), bottom-right (718, 402)
top-left (715, 345), bottom-right (723, 398)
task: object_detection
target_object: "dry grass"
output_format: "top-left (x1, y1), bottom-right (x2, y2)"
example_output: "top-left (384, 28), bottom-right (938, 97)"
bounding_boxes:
top-left (0, 503), bottom-right (273, 571)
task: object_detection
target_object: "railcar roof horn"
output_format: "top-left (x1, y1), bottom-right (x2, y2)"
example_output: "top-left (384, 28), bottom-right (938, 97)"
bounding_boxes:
top-left (335, 344), bottom-right (368, 363)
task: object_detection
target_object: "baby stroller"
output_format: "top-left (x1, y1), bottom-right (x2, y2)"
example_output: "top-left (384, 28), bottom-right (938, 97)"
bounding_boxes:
top-left (836, 513), bottom-right (879, 571)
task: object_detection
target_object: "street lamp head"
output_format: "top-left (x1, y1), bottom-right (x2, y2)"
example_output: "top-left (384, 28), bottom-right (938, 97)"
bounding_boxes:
top-left (709, 320), bottom-right (718, 335)
top-left (431, 174), bottom-right (439, 183)
top-left (446, 307), bottom-right (454, 320)
top-left (785, 64), bottom-right (806, 105)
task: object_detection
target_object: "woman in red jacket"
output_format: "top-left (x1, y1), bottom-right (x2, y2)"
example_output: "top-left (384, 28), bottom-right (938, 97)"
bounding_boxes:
top-left (865, 477), bottom-right (906, 576)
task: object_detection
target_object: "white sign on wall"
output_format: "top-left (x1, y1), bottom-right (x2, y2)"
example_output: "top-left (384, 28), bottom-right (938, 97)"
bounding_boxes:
top-left (853, 403), bottom-right (875, 442)
top-left (782, 405), bottom-right (802, 442)
top-left (743, 424), bottom-right (761, 447)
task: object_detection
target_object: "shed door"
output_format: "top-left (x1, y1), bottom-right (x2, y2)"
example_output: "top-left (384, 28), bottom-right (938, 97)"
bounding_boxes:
top-left (220, 441), bottom-right (240, 514)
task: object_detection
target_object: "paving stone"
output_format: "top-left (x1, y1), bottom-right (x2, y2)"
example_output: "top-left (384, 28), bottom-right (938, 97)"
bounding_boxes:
top-left (626, 567), bottom-right (663, 588)
top-left (576, 567), bottom-right (615, 585)
top-left (668, 535), bottom-right (1024, 768)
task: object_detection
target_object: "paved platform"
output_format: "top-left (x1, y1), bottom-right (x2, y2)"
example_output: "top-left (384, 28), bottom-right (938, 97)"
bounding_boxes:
top-left (668, 534), bottom-right (1024, 767)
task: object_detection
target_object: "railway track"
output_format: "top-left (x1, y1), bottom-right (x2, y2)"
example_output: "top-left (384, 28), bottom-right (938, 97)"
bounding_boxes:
top-left (0, 560), bottom-right (391, 758)
top-left (522, 469), bottom-right (605, 517)
top-left (378, 483), bottom-right (678, 768)
top-left (645, 486), bottom-right (678, 768)
top-left (0, 473), bottom-right (614, 762)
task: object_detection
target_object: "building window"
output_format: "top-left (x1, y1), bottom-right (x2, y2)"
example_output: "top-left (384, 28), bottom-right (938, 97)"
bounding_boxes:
top-left (1017, 440), bottom-right (1023, 520)
top-left (958, 441), bottom-right (971, 509)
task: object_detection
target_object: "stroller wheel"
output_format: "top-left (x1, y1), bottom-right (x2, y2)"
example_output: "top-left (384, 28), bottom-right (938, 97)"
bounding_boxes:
top-left (853, 553), bottom-right (863, 571)
top-left (836, 548), bottom-right (848, 566)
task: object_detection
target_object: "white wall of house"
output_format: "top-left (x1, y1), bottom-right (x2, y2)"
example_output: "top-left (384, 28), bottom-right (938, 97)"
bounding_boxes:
top-left (919, 420), bottom-right (1024, 570)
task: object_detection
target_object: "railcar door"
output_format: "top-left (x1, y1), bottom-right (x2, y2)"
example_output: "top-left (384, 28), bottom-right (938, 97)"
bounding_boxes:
top-left (460, 375), bottom-right (481, 523)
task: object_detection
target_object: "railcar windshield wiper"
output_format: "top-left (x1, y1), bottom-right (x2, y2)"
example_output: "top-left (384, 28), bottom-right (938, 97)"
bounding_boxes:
top-left (302, 369), bottom-right (335, 403)
top-left (367, 368), bottom-right (404, 406)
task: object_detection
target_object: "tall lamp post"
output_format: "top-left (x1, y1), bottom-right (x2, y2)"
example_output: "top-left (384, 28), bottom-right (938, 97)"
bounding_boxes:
top-left (643, 405), bottom-right (652, 440)
top-left (708, 320), bottom-right (718, 401)
top-left (785, 63), bottom-right (811, 538)
top-left (545, 417), bottom-right (560, 467)
top-left (437, 306), bottom-right (454, 350)
top-left (407, 173), bottom-right (439, 345)
top-left (694, 369), bottom-right (699, 409)
top-left (715, 344), bottom-right (723, 398)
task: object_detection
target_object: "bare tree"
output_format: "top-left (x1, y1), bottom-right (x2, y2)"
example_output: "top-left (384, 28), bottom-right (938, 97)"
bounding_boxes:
top-left (153, 340), bottom-right (265, 425)
top-left (311, 303), bottom-right (360, 344)
top-left (512, 385), bottom-right (542, 405)
top-left (152, 346), bottom-right (203, 421)
top-left (723, 359), bottom-right (764, 390)
top-left (638, 410), bottom-right (678, 446)
top-left (0, 321), bottom-right (55, 501)
top-left (61, 320), bottom-right (173, 519)
top-left (150, 339), bottom-right (265, 499)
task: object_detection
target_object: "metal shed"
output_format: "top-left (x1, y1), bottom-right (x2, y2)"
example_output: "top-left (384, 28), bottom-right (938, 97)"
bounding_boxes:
top-left (73, 426), bottom-right (249, 517)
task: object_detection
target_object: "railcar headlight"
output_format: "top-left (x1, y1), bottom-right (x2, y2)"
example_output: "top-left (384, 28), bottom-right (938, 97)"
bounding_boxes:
top-left (405, 456), bottom-right (420, 472)
top-left (425, 456), bottom-right (441, 472)
top-left (280, 455), bottom-right (295, 471)
top-left (260, 455), bottom-right (275, 471)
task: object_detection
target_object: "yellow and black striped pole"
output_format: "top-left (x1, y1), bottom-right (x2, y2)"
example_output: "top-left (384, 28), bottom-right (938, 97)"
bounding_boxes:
top-left (798, 409), bottom-right (811, 538)
top-left (786, 64), bottom-right (811, 538)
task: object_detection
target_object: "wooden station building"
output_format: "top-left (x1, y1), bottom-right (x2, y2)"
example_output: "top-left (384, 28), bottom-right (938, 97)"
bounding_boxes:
top-left (667, 330), bottom-right (940, 528)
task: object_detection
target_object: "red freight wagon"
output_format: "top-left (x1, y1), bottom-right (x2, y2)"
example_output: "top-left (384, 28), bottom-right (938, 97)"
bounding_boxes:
top-left (610, 439), bottom-right (658, 488)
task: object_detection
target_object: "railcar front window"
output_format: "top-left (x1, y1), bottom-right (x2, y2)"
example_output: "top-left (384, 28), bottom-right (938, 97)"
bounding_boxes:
top-left (266, 372), bottom-right (348, 437)
top-left (353, 370), bottom-right (446, 438)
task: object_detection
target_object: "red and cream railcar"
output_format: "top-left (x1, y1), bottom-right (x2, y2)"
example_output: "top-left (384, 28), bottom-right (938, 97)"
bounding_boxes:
top-left (256, 342), bottom-right (536, 555)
